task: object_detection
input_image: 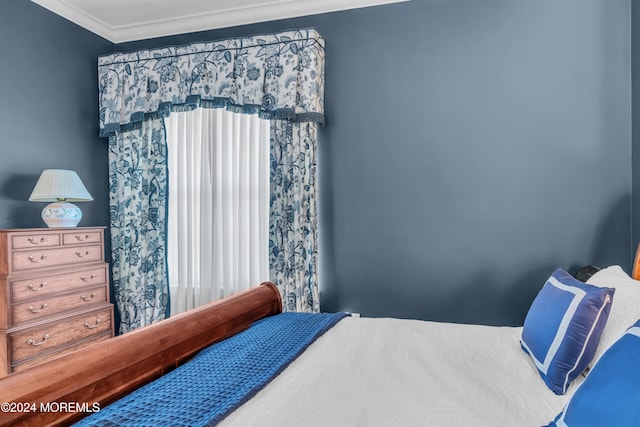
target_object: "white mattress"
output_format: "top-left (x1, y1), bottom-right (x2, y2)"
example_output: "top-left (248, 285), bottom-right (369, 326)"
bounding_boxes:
top-left (220, 317), bottom-right (579, 427)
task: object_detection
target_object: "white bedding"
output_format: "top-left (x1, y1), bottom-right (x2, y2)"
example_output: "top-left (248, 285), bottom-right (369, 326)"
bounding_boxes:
top-left (220, 317), bottom-right (579, 427)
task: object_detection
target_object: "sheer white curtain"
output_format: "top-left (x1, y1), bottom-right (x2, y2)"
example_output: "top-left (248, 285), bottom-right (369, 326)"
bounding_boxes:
top-left (164, 108), bottom-right (270, 316)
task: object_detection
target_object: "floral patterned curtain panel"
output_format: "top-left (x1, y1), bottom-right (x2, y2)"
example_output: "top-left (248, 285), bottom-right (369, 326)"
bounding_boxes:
top-left (99, 29), bottom-right (325, 330)
top-left (108, 119), bottom-right (170, 333)
top-left (270, 121), bottom-right (320, 313)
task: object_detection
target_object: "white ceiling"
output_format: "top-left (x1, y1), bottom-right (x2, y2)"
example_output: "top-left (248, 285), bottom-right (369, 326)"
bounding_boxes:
top-left (31, 0), bottom-right (410, 43)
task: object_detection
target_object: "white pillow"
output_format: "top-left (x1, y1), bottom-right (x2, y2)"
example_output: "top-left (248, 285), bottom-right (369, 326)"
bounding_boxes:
top-left (586, 265), bottom-right (640, 367)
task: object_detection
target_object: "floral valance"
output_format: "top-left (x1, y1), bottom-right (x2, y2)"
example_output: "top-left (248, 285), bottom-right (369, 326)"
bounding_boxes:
top-left (98, 29), bottom-right (325, 137)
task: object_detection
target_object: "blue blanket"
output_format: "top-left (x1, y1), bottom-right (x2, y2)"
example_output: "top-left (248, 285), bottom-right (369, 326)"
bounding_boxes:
top-left (74, 312), bottom-right (348, 427)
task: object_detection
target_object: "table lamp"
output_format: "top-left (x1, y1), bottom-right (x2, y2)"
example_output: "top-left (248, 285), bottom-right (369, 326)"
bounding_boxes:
top-left (29, 169), bottom-right (93, 227)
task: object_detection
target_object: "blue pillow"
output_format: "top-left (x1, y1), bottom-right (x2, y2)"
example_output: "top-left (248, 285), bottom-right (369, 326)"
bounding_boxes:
top-left (548, 320), bottom-right (640, 426)
top-left (521, 269), bottom-right (614, 395)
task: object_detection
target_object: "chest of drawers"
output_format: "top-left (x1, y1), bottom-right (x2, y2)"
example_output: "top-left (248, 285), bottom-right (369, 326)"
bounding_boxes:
top-left (0, 227), bottom-right (114, 376)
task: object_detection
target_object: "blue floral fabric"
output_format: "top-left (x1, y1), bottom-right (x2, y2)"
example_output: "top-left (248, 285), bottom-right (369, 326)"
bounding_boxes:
top-left (270, 121), bottom-right (320, 313)
top-left (98, 29), bottom-right (325, 137)
top-left (109, 119), bottom-right (170, 333)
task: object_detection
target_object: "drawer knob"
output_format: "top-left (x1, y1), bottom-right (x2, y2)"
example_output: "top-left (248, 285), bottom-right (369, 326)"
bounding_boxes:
top-left (80, 274), bottom-right (96, 282)
top-left (27, 237), bottom-right (46, 245)
top-left (75, 234), bottom-right (91, 242)
top-left (28, 282), bottom-right (47, 291)
top-left (28, 254), bottom-right (48, 263)
top-left (84, 319), bottom-right (103, 329)
top-left (28, 303), bottom-right (48, 313)
top-left (26, 334), bottom-right (50, 346)
top-left (75, 250), bottom-right (91, 258)
top-left (81, 293), bottom-right (96, 302)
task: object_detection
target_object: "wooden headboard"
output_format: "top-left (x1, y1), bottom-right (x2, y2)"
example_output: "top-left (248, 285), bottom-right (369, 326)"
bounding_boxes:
top-left (0, 282), bottom-right (282, 427)
top-left (633, 243), bottom-right (640, 280)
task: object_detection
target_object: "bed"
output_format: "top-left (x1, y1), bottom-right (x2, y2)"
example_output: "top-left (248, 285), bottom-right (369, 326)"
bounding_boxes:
top-left (1, 264), bottom-right (639, 426)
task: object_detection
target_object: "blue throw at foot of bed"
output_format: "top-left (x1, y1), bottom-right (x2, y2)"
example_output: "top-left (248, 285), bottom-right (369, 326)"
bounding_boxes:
top-left (74, 312), bottom-right (348, 427)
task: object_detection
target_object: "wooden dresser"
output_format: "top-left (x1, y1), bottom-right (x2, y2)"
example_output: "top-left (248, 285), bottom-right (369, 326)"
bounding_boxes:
top-left (0, 227), bottom-right (113, 377)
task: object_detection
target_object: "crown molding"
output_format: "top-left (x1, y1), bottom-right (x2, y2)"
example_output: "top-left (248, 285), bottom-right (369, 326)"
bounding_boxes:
top-left (31, 0), bottom-right (118, 42)
top-left (31, 0), bottom-right (411, 44)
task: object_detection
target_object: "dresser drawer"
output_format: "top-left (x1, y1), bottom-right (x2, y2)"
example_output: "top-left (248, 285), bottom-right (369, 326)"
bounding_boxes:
top-left (11, 232), bottom-right (60, 249)
top-left (10, 264), bottom-right (108, 303)
top-left (12, 331), bottom-right (112, 373)
top-left (62, 230), bottom-right (102, 246)
top-left (11, 244), bottom-right (103, 272)
top-left (11, 306), bottom-right (113, 364)
top-left (11, 285), bottom-right (109, 326)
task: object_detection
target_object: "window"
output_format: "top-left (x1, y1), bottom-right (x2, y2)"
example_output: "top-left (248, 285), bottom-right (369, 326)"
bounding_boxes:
top-left (164, 108), bottom-right (270, 315)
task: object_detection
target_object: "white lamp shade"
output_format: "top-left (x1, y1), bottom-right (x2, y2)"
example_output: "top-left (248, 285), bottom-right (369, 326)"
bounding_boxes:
top-left (29, 169), bottom-right (93, 202)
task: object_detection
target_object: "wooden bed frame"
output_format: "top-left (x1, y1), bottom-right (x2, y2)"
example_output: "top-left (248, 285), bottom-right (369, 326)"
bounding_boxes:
top-left (632, 243), bottom-right (640, 280)
top-left (0, 282), bottom-right (281, 427)
top-left (2, 251), bottom-right (639, 426)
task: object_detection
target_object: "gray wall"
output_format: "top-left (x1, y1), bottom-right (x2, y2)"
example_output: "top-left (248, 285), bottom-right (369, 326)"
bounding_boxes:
top-left (5, 0), bottom-right (632, 326)
top-left (120, 0), bottom-right (632, 325)
top-left (633, 1), bottom-right (640, 251)
top-left (0, 1), bottom-right (113, 230)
